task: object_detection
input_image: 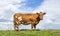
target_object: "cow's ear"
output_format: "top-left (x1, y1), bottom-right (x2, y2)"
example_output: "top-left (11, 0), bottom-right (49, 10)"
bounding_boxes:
top-left (43, 13), bottom-right (46, 15)
top-left (40, 12), bottom-right (42, 13)
top-left (36, 13), bottom-right (39, 14)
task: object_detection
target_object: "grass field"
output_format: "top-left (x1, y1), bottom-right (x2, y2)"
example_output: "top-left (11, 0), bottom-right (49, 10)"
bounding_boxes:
top-left (0, 30), bottom-right (60, 36)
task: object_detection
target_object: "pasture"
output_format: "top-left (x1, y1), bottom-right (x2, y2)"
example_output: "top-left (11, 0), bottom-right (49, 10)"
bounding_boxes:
top-left (0, 30), bottom-right (60, 36)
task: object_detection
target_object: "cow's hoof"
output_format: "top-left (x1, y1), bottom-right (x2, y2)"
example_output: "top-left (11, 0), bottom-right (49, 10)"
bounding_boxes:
top-left (16, 30), bottom-right (18, 31)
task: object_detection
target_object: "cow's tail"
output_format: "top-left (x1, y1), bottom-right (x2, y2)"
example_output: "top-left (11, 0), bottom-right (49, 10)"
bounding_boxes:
top-left (14, 14), bottom-right (18, 30)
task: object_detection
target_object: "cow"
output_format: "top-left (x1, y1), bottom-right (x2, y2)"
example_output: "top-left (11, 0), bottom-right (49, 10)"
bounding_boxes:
top-left (14, 12), bottom-right (46, 31)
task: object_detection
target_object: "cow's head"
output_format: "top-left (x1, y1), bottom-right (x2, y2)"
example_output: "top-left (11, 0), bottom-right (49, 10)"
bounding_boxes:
top-left (37, 12), bottom-right (46, 20)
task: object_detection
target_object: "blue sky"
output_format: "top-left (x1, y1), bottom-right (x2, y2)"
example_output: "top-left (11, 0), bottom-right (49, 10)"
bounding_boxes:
top-left (25, 0), bottom-right (43, 8)
top-left (0, 0), bottom-right (60, 30)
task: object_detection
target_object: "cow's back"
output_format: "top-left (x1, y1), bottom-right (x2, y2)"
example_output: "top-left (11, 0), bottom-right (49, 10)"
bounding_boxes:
top-left (14, 13), bottom-right (38, 19)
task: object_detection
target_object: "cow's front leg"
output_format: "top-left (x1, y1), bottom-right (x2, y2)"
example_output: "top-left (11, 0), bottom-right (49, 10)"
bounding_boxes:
top-left (34, 24), bottom-right (36, 30)
top-left (31, 21), bottom-right (36, 30)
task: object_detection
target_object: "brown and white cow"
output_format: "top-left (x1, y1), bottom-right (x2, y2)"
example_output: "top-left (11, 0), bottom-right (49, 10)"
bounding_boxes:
top-left (14, 12), bottom-right (46, 31)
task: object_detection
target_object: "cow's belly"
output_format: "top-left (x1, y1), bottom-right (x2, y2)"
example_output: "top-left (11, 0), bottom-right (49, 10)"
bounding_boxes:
top-left (21, 22), bottom-right (31, 25)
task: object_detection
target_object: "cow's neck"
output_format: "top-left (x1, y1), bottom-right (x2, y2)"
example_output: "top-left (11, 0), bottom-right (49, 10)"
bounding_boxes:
top-left (37, 17), bottom-right (40, 21)
top-left (36, 15), bottom-right (40, 22)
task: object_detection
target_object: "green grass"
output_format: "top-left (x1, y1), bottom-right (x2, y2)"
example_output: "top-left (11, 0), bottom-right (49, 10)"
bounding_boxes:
top-left (0, 30), bottom-right (60, 36)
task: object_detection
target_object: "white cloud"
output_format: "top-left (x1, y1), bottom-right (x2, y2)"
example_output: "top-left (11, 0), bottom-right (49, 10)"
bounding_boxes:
top-left (0, 22), bottom-right (14, 30)
top-left (0, 22), bottom-right (13, 24)
top-left (0, 0), bottom-right (26, 20)
top-left (0, 0), bottom-right (25, 6)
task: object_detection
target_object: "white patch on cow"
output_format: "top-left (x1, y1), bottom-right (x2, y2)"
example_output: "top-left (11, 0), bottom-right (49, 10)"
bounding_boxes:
top-left (16, 21), bottom-right (18, 24)
top-left (15, 16), bottom-right (17, 18)
top-left (18, 17), bottom-right (22, 21)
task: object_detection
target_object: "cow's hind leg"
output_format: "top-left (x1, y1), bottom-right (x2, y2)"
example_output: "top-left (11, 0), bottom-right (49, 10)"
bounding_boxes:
top-left (14, 24), bottom-right (19, 31)
top-left (17, 25), bottom-right (19, 31)
top-left (14, 24), bottom-right (16, 31)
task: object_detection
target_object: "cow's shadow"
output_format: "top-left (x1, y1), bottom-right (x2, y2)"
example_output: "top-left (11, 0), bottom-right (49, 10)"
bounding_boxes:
top-left (18, 29), bottom-right (40, 31)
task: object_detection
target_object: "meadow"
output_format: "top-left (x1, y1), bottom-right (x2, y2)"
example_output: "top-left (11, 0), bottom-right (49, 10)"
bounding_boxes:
top-left (0, 29), bottom-right (60, 36)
